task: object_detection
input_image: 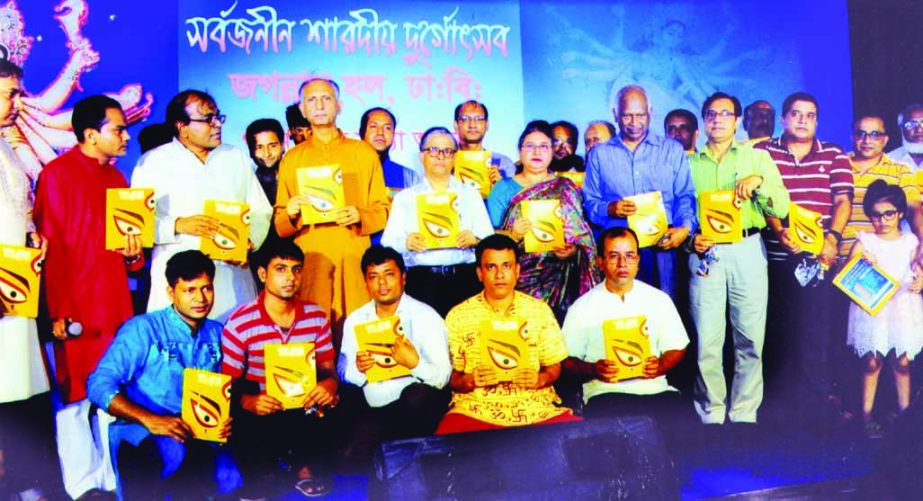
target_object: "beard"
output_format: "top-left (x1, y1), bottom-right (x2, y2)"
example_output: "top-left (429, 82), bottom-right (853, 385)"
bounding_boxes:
top-left (903, 138), bottom-right (923, 154)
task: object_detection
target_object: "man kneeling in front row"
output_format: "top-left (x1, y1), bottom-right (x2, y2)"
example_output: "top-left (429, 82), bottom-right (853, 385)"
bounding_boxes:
top-left (436, 234), bottom-right (581, 433)
top-left (87, 250), bottom-right (240, 499)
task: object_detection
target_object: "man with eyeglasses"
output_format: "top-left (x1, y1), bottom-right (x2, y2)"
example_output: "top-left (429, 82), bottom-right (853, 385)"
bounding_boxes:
top-left (743, 100), bottom-right (775, 145)
top-left (888, 103), bottom-right (923, 170)
top-left (841, 115), bottom-right (922, 261)
top-left (664, 109), bottom-right (699, 155)
top-left (453, 100), bottom-right (516, 179)
top-left (561, 227), bottom-right (689, 435)
top-left (132, 90), bottom-right (273, 322)
top-left (755, 91), bottom-right (854, 428)
top-left (275, 78), bottom-right (389, 345)
top-left (584, 84), bottom-right (697, 297)
top-left (381, 127), bottom-right (493, 317)
top-left (686, 92), bottom-right (789, 431)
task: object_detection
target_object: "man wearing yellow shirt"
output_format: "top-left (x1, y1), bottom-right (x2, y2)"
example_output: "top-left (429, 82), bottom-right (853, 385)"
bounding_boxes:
top-left (687, 92), bottom-right (789, 427)
top-left (275, 78), bottom-right (390, 344)
top-left (841, 115), bottom-right (923, 260)
top-left (435, 234), bottom-right (580, 434)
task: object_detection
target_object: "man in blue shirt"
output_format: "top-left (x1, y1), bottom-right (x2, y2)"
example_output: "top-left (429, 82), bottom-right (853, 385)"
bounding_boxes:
top-left (87, 250), bottom-right (240, 499)
top-left (583, 85), bottom-right (697, 297)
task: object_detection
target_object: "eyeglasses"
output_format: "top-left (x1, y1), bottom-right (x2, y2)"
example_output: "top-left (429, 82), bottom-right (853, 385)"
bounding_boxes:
top-left (870, 209), bottom-right (899, 221)
top-left (522, 143), bottom-right (552, 152)
top-left (705, 109), bottom-right (735, 120)
top-left (188, 113), bottom-right (227, 125)
top-left (902, 119), bottom-right (923, 131)
top-left (605, 252), bottom-right (639, 265)
top-left (458, 116), bottom-right (486, 124)
top-left (854, 130), bottom-right (886, 140)
top-left (423, 146), bottom-right (457, 158)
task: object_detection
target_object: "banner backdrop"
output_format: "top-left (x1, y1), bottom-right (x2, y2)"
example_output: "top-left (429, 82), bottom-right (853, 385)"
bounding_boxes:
top-left (17, 0), bottom-right (852, 175)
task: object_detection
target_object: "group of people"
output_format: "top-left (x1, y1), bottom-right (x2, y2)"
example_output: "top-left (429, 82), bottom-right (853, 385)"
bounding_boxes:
top-left (2, 51), bottom-right (923, 499)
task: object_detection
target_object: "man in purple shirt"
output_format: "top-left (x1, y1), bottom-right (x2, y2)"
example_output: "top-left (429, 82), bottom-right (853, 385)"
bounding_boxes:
top-left (584, 85), bottom-right (697, 297)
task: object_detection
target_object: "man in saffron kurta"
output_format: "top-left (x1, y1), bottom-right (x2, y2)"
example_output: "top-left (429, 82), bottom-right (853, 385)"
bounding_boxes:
top-left (275, 79), bottom-right (389, 341)
top-left (33, 96), bottom-right (142, 499)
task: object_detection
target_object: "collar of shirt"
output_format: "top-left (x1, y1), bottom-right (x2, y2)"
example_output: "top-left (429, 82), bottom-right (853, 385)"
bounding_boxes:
top-left (612, 132), bottom-right (663, 152)
top-left (306, 128), bottom-right (347, 147)
top-left (775, 136), bottom-right (823, 157)
top-left (255, 291), bottom-right (308, 340)
top-left (164, 305), bottom-right (198, 338)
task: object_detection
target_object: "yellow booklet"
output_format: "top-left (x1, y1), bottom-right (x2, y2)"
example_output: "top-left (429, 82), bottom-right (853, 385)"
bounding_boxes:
top-left (602, 316), bottom-right (652, 382)
top-left (555, 171), bottom-right (585, 189)
top-left (788, 203), bottom-right (824, 255)
top-left (105, 188), bottom-right (154, 250)
top-left (833, 253), bottom-right (900, 316)
top-left (0, 244), bottom-right (42, 318)
top-left (454, 150), bottom-right (493, 198)
top-left (699, 190), bottom-right (742, 244)
top-left (296, 165), bottom-right (345, 224)
top-left (522, 199), bottom-right (565, 253)
top-left (264, 343), bottom-right (316, 410)
top-left (477, 318), bottom-right (531, 383)
top-left (200, 200), bottom-right (250, 264)
top-left (355, 316), bottom-right (412, 383)
top-left (181, 369), bottom-right (231, 443)
top-left (626, 191), bottom-right (668, 248)
top-left (417, 193), bottom-right (460, 250)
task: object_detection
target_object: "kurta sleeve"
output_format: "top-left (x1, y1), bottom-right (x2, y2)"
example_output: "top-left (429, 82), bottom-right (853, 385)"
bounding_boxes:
top-left (242, 153), bottom-right (273, 249)
top-left (338, 314), bottom-right (367, 387)
top-left (408, 308), bottom-right (451, 389)
top-left (33, 165), bottom-right (76, 319)
top-left (357, 149), bottom-right (391, 237)
top-left (380, 189), bottom-right (412, 254)
top-left (131, 155), bottom-right (179, 245)
top-left (87, 319), bottom-right (148, 411)
top-left (273, 152), bottom-right (303, 238)
top-left (671, 148), bottom-right (698, 233)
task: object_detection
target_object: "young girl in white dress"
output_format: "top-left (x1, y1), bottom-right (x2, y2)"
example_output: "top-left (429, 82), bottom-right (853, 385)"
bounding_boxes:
top-left (847, 180), bottom-right (923, 436)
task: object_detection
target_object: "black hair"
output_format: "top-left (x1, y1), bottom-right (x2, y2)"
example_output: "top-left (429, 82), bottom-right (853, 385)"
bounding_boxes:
top-left (700, 93), bottom-right (742, 119)
top-left (0, 58), bottom-right (22, 79)
top-left (782, 92), bottom-right (819, 118)
top-left (245, 118), bottom-right (285, 156)
top-left (596, 227), bottom-right (640, 257)
top-left (165, 250), bottom-right (216, 288)
top-left (517, 120), bottom-right (555, 149)
top-left (418, 126), bottom-right (458, 151)
top-left (475, 234), bottom-right (521, 265)
top-left (71, 95), bottom-right (123, 143)
top-left (454, 100), bottom-right (489, 121)
top-left (664, 109), bottom-right (699, 131)
top-left (863, 179), bottom-right (908, 219)
top-left (285, 104), bottom-right (310, 129)
top-left (166, 90), bottom-right (217, 137)
top-left (361, 245), bottom-right (406, 274)
top-left (256, 240), bottom-right (305, 270)
top-left (550, 120), bottom-right (579, 150)
top-left (359, 107), bottom-right (397, 140)
top-left (137, 123), bottom-right (175, 153)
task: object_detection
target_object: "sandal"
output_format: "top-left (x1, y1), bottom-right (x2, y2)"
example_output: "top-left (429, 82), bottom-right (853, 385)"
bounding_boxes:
top-left (295, 477), bottom-right (331, 498)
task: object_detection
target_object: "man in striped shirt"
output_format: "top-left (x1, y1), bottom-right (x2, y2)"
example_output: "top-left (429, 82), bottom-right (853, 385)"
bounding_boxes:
top-left (756, 92), bottom-right (853, 426)
top-left (221, 240), bottom-right (338, 497)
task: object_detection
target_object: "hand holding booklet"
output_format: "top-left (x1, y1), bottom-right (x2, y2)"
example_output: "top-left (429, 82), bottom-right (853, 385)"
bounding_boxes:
top-left (833, 254), bottom-right (899, 315)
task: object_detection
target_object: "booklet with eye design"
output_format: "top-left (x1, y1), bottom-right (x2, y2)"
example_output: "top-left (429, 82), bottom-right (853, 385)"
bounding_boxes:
top-left (625, 191), bottom-right (668, 248)
top-left (296, 165), bottom-right (345, 224)
top-left (181, 369), bottom-right (231, 443)
top-left (601, 315), bottom-right (651, 382)
top-left (521, 199), bottom-right (565, 253)
top-left (355, 316), bottom-right (413, 383)
top-left (0, 244), bottom-right (43, 318)
top-left (264, 342), bottom-right (317, 410)
top-left (105, 188), bottom-right (155, 250)
top-left (454, 150), bottom-right (493, 198)
top-left (477, 318), bottom-right (532, 383)
top-left (417, 192), bottom-right (460, 250)
top-left (699, 190), bottom-right (742, 244)
top-left (201, 200), bottom-right (250, 263)
top-left (788, 202), bottom-right (824, 256)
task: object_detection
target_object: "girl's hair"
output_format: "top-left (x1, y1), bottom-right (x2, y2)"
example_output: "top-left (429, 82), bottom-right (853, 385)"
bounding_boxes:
top-left (517, 120), bottom-right (554, 149)
top-left (863, 179), bottom-right (907, 218)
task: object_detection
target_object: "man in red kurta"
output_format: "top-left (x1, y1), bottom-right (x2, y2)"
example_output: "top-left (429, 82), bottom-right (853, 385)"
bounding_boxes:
top-left (33, 95), bottom-right (143, 499)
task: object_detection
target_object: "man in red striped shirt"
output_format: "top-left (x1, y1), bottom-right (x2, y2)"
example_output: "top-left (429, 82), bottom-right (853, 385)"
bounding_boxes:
top-left (756, 92), bottom-right (853, 428)
top-left (221, 240), bottom-right (338, 497)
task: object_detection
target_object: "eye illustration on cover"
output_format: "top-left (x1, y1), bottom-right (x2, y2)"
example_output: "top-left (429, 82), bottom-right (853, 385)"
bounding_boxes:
top-left (421, 212), bottom-right (454, 239)
top-left (486, 339), bottom-right (521, 370)
top-left (638, 214), bottom-right (664, 235)
top-left (272, 367), bottom-right (309, 398)
top-left (705, 209), bottom-right (736, 234)
top-left (457, 166), bottom-right (484, 191)
top-left (334, 168), bottom-right (343, 185)
top-left (793, 217), bottom-right (820, 244)
top-left (189, 391), bottom-right (221, 429)
top-left (732, 196), bottom-right (743, 210)
top-left (241, 209), bottom-right (251, 225)
top-left (530, 219), bottom-right (559, 243)
top-left (366, 342), bottom-right (399, 368)
top-left (112, 208), bottom-right (145, 237)
top-left (0, 266), bottom-right (30, 306)
top-left (212, 223), bottom-right (240, 250)
top-left (305, 186), bottom-right (338, 212)
top-left (145, 192), bottom-right (156, 211)
top-left (31, 251), bottom-right (44, 274)
top-left (611, 339), bottom-right (645, 367)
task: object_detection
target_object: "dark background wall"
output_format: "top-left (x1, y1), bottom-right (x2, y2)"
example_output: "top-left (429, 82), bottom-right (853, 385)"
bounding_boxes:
top-left (849, 0), bottom-right (923, 149)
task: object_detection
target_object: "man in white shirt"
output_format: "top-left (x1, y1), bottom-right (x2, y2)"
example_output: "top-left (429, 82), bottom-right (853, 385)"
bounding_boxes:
top-left (888, 103), bottom-right (923, 170)
top-left (132, 90), bottom-right (272, 322)
top-left (338, 245), bottom-right (450, 464)
top-left (381, 126), bottom-right (494, 316)
top-left (562, 227), bottom-right (689, 430)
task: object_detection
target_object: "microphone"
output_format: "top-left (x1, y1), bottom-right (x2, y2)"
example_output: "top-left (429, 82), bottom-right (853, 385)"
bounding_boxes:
top-left (65, 319), bottom-right (83, 337)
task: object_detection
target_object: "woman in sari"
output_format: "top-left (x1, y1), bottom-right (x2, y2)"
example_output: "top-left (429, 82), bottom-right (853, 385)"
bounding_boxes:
top-left (486, 120), bottom-right (598, 323)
